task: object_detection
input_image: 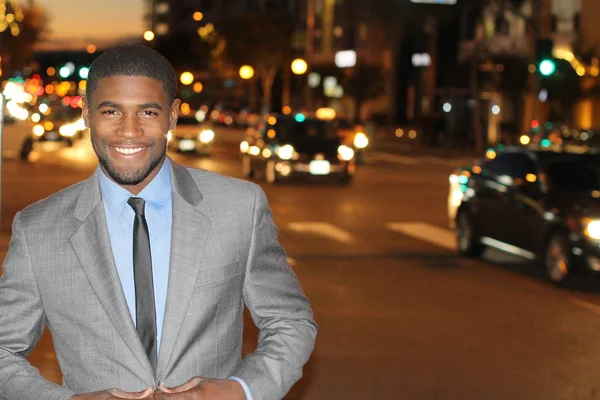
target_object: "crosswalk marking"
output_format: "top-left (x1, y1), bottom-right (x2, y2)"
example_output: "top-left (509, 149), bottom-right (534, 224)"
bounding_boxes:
top-left (568, 297), bottom-right (600, 316)
top-left (386, 222), bottom-right (455, 251)
top-left (386, 222), bottom-right (600, 316)
top-left (288, 222), bottom-right (355, 244)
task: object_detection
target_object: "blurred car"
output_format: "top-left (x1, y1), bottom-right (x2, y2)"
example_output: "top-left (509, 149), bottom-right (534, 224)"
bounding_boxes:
top-left (449, 144), bottom-right (600, 284)
top-left (240, 113), bottom-right (356, 184)
top-left (1, 121), bottom-right (34, 161)
top-left (22, 108), bottom-right (85, 159)
top-left (315, 108), bottom-right (369, 163)
top-left (167, 115), bottom-right (216, 155)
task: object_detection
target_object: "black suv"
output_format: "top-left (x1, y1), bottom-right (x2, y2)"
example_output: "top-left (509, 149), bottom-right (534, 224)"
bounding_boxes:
top-left (450, 145), bottom-right (600, 284)
top-left (240, 113), bottom-right (356, 184)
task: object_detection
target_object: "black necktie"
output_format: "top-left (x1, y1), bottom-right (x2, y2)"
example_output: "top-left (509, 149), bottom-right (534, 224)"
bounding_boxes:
top-left (127, 197), bottom-right (157, 372)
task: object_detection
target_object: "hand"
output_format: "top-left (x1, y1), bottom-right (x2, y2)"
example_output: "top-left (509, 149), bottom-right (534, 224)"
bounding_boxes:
top-left (156, 377), bottom-right (246, 399)
top-left (70, 387), bottom-right (154, 400)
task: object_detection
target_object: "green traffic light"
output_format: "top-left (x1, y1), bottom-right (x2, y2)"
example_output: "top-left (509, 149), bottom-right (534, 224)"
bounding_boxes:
top-left (59, 66), bottom-right (71, 79)
top-left (79, 67), bottom-right (89, 79)
top-left (539, 59), bottom-right (556, 76)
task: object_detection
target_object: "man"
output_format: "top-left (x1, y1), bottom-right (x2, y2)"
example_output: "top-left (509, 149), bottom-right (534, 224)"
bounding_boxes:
top-left (0, 45), bottom-right (317, 400)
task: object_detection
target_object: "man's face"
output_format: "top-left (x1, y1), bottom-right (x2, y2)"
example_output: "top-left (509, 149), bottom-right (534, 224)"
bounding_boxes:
top-left (82, 75), bottom-right (180, 194)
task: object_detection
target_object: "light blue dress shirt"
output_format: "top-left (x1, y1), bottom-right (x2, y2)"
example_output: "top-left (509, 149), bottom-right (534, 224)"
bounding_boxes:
top-left (99, 160), bottom-right (173, 352)
top-left (98, 159), bottom-right (252, 399)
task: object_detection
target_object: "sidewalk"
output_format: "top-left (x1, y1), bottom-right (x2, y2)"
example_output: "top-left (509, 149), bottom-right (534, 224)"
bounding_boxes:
top-left (370, 134), bottom-right (480, 159)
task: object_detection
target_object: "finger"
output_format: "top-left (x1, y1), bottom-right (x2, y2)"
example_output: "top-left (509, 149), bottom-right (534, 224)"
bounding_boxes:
top-left (108, 387), bottom-right (155, 399)
top-left (160, 377), bottom-right (203, 393)
top-left (158, 384), bottom-right (174, 393)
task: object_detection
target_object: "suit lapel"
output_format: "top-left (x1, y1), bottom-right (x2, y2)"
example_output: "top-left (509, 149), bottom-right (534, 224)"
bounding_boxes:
top-left (156, 161), bottom-right (211, 379)
top-left (69, 171), bottom-right (155, 381)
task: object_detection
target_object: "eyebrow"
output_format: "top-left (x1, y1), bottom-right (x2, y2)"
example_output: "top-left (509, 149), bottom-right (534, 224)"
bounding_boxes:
top-left (96, 101), bottom-right (163, 110)
top-left (139, 103), bottom-right (163, 110)
top-left (96, 101), bottom-right (120, 109)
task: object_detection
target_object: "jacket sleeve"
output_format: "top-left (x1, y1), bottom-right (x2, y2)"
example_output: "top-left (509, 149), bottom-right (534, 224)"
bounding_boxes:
top-left (0, 212), bottom-right (75, 400)
top-left (232, 185), bottom-right (318, 400)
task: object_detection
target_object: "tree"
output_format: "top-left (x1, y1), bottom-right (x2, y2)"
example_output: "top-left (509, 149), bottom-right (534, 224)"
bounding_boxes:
top-left (211, 13), bottom-right (295, 112)
top-left (340, 65), bottom-right (386, 124)
top-left (0, 2), bottom-right (47, 76)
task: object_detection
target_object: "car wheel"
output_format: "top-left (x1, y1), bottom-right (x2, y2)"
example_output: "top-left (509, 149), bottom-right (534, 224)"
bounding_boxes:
top-left (20, 138), bottom-right (34, 161)
top-left (456, 210), bottom-right (484, 257)
top-left (544, 232), bottom-right (571, 285)
top-left (242, 155), bottom-right (254, 179)
top-left (265, 161), bottom-right (278, 184)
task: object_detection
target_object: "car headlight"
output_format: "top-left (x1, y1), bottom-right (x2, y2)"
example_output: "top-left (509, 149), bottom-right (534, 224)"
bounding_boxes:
top-left (584, 219), bottom-right (600, 240)
top-left (277, 144), bottom-right (295, 160)
top-left (338, 145), bottom-right (355, 161)
top-left (59, 124), bottom-right (77, 137)
top-left (199, 129), bottom-right (215, 143)
top-left (354, 132), bottom-right (369, 149)
top-left (33, 124), bottom-right (45, 137)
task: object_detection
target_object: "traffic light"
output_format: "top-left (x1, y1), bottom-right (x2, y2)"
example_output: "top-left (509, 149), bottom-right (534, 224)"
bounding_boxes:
top-left (539, 59), bottom-right (556, 76)
top-left (78, 67), bottom-right (89, 79)
top-left (536, 38), bottom-right (555, 77)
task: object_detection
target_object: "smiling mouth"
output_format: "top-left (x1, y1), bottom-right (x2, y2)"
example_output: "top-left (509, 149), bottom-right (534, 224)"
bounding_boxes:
top-left (111, 146), bottom-right (147, 155)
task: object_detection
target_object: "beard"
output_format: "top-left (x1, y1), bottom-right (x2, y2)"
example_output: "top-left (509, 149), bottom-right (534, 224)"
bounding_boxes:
top-left (96, 142), bottom-right (167, 186)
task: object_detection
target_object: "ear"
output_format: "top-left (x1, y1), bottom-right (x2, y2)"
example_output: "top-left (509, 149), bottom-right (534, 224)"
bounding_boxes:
top-left (82, 96), bottom-right (90, 128)
top-left (169, 99), bottom-right (181, 131)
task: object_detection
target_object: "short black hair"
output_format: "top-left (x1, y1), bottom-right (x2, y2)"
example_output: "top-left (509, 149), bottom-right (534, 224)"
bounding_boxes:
top-left (86, 44), bottom-right (177, 102)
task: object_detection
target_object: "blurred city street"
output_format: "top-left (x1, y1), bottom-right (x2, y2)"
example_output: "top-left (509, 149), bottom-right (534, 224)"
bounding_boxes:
top-left (3, 0), bottom-right (600, 398)
top-left (2, 122), bottom-right (600, 399)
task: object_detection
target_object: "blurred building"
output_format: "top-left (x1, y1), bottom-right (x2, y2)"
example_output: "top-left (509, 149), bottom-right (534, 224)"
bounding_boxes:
top-left (305, 0), bottom-right (391, 122)
top-left (143, 0), bottom-right (211, 71)
top-left (451, 0), bottom-right (589, 147)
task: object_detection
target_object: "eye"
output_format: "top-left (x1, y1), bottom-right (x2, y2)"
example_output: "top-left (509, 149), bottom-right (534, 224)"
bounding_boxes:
top-left (101, 109), bottom-right (118, 115)
top-left (142, 110), bottom-right (159, 116)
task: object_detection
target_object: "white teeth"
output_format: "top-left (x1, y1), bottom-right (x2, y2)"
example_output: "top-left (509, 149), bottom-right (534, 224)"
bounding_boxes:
top-left (113, 147), bottom-right (145, 155)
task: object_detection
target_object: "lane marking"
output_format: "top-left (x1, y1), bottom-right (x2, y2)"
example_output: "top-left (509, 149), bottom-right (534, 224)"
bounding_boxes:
top-left (388, 222), bottom-right (600, 316)
top-left (386, 222), bottom-right (455, 251)
top-left (568, 296), bottom-right (600, 316)
top-left (288, 222), bottom-right (355, 244)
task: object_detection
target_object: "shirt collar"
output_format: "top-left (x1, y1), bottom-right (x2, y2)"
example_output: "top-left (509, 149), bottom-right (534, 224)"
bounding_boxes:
top-left (98, 159), bottom-right (172, 218)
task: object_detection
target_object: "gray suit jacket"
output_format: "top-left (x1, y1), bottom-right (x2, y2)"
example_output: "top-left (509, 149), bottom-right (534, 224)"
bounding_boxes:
top-left (0, 160), bottom-right (317, 400)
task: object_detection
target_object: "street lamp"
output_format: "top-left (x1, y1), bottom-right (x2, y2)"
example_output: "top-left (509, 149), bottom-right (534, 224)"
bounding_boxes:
top-left (239, 65), bottom-right (254, 80)
top-left (143, 30), bottom-right (155, 41)
top-left (180, 72), bottom-right (194, 85)
top-left (291, 58), bottom-right (308, 75)
top-left (239, 66), bottom-right (256, 111)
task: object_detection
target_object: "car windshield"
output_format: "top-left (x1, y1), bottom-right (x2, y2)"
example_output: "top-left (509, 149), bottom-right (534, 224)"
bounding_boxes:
top-left (540, 153), bottom-right (600, 191)
top-left (274, 117), bottom-right (338, 143)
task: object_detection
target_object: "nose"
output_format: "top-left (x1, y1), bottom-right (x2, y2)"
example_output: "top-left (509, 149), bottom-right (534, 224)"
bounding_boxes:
top-left (116, 114), bottom-right (143, 139)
